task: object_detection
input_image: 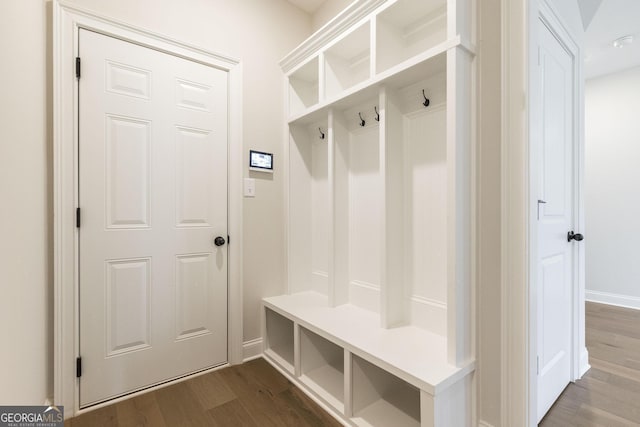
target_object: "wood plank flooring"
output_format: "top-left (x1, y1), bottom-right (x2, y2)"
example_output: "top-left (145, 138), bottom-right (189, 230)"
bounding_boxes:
top-left (540, 302), bottom-right (640, 426)
top-left (65, 358), bottom-right (341, 427)
top-left (66, 302), bottom-right (640, 426)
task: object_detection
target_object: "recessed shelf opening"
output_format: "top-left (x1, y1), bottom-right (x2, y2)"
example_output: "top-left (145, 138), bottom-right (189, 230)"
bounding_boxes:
top-left (376, 0), bottom-right (447, 73)
top-left (384, 75), bottom-right (448, 335)
top-left (265, 308), bottom-right (294, 371)
top-left (331, 99), bottom-right (382, 313)
top-left (300, 327), bottom-right (345, 410)
top-left (325, 22), bottom-right (371, 99)
top-left (289, 120), bottom-right (329, 295)
top-left (289, 57), bottom-right (320, 116)
top-left (352, 355), bottom-right (421, 427)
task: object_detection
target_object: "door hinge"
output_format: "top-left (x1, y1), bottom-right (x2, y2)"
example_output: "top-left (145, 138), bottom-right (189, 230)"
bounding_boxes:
top-left (76, 208), bottom-right (81, 228)
top-left (537, 356), bottom-right (540, 375)
top-left (76, 57), bottom-right (81, 79)
top-left (76, 357), bottom-right (82, 378)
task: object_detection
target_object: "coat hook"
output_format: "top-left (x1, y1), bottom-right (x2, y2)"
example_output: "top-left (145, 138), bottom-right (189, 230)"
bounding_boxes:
top-left (319, 127), bottom-right (325, 140)
top-left (422, 89), bottom-right (430, 107)
top-left (374, 106), bottom-right (380, 122)
top-left (358, 112), bottom-right (366, 127)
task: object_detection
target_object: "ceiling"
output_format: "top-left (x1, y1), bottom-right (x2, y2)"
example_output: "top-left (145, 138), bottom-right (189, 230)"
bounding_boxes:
top-left (584, 0), bottom-right (640, 79)
top-left (286, 0), bottom-right (327, 13)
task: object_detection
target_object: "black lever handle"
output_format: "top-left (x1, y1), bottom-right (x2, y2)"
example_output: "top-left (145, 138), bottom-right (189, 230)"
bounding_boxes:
top-left (214, 236), bottom-right (226, 247)
top-left (567, 231), bottom-right (584, 242)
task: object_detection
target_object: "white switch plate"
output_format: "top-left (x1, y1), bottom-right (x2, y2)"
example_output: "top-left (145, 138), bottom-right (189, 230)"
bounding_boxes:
top-left (244, 178), bottom-right (255, 197)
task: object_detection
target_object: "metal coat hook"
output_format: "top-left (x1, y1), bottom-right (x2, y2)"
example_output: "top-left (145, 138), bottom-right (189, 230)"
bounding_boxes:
top-left (422, 89), bottom-right (430, 107)
top-left (358, 112), bottom-right (366, 127)
top-left (374, 106), bottom-right (380, 122)
top-left (319, 127), bottom-right (325, 140)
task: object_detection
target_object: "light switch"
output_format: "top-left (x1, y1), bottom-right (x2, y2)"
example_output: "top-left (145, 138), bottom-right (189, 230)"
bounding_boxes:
top-left (244, 178), bottom-right (256, 197)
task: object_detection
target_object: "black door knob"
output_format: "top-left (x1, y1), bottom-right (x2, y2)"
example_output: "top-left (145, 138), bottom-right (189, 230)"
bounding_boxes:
top-left (567, 231), bottom-right (584, 242)
top-left (214, 236), bottom-right (226, 247)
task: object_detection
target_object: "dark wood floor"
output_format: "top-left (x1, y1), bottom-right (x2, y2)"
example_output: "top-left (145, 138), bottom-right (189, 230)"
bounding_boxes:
top-left (65, 358), bottom-right (341, 427)
top-left (67, 302), bottom-right (640, 426)
top-left (540, 302), bottom-right (640, 426)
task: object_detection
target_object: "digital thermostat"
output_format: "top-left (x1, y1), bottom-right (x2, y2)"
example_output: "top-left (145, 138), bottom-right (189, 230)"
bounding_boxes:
top-left (249, 150), bottom-right (274, 173)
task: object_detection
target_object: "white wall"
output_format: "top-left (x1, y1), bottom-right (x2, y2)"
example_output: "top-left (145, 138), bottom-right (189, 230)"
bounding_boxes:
top-left (0, 0), bottom-right (52, 406)
top-left (586, 66), bottom-right (640, 308)
top-left (0, 0), bottom-right (311, 405)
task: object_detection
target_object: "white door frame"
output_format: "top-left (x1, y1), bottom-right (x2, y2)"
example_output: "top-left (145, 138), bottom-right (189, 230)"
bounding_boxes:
top-left (529, 0), bottom-right (588, 422)
top-left (53, 0), bottom-right (244, 416)
top-left (501, 0), bottom-right (588, 425)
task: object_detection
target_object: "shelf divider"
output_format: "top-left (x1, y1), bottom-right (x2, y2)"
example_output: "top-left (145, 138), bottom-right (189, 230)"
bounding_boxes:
top-left (329, 108), bottom-right (350, 307)
top-left (379, 85), bottom-right (408, 328)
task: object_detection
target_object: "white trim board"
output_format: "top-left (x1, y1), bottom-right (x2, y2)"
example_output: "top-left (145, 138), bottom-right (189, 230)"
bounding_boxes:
top-left (242, 338), bottom-right (264, 362)
top-left (586, 290), bottom-right (640, 311)
top-left (53, 0), bottom-right (243, 416)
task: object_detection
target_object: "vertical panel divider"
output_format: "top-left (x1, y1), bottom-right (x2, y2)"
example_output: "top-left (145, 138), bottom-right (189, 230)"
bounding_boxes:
top-left (344, 349), bottom-right (353, 418)
top-left (380, 86), bottom-right (407, 328)
top-left (370, 16), bottom-right (377, 78)
top-left (420, 389), bottom-right (435, 427)
top-left (294, 322), bottom-right (301, 377)
top-left (328, 109), bottom-right (336, 307)
top-left (318, 52), bottom-right (326, 102)
top-left (446, 46), bottom-right (473, 366)
top-left (379, 86), bottom-right (388, 328)
top-left (330, 109), bottom-right (350, 307)
top-left (448, 0), bottom-right (473, 48)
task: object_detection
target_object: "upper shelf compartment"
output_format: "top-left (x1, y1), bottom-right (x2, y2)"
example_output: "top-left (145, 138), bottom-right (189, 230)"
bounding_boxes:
top-left (324, 22), bottom-right (371, 100)
top-left (376, 0), bottom-right (447, 73)
top-left (289, 57), bottom-right (320, 117)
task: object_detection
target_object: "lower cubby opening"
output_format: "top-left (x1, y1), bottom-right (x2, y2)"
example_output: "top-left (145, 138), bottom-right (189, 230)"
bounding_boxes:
top-left (299, 327), bottom-right (345, 411)
top-left (264, 308), bottom-right (294, 372)
top-left (352, 355), bottom-right (421, 427)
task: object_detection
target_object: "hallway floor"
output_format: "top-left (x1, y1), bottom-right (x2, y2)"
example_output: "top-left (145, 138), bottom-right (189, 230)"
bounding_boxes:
top-left (65, 358), bottom-right (341, 426)
top-left (541, 302), bottom-right (640, 426)
top-left (66, 301), bottom-right (640, 426)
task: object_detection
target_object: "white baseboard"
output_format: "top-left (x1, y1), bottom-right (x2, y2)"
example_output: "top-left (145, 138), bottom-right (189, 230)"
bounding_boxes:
top-left (586, 290), bottom-right (640, 311)
top-left (579, 347), bottom-right (590, 378)
top-left (478, 420), bottom-right (496, 427)
top-left (242, 338), bottom-right (263, 362)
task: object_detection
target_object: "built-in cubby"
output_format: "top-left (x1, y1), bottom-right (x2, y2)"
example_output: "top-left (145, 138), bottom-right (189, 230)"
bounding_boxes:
top-left (379, 70), bottom-right (448, 335)
top-left (376, 0), bottom-right (447, 73)
top-left (352, 355), bottom-right (421, 427)
top-left (288, 57), bottom-right (319, 116)
top-left (264, 308), bottom-right (294, 372)
top-left (299, 327), bottom-right (345, 411)
top-left (331, 99), bottom-right (383, 313)
top-left (324, 22), bottom-right (371, 99)
top-left (288, 119), bottom-right (329, 296)
top-left (271, 0), bottom-right (474, 425)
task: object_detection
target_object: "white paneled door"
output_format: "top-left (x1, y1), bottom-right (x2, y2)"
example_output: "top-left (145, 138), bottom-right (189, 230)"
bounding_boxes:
top-left (79, 29), bottom-right (228, 406)
top-left (536, 20), bottom-right (575, 422)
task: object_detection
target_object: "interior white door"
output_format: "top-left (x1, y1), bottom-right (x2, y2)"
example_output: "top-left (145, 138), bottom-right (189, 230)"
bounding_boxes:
top-left (79, 29), bottom-right (228, 406)
top-left (536, 20), bottom-right (575, 422)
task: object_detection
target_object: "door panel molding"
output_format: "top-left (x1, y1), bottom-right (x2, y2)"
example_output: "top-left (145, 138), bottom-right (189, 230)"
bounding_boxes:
top-left (53, 0), bottom-right (244, 416)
